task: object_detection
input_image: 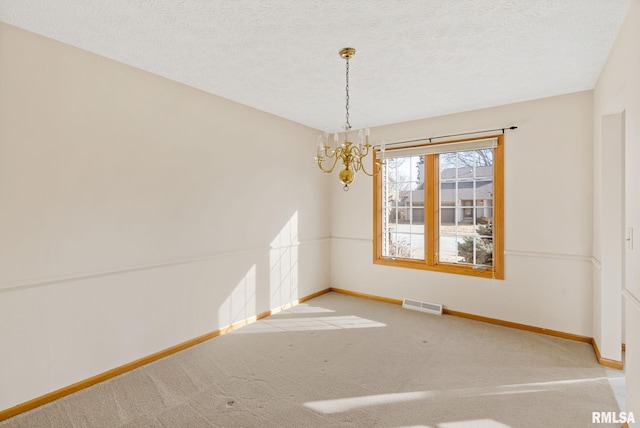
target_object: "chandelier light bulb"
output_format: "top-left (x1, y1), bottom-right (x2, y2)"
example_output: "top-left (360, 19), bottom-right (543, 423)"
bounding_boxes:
top-left (316, 136), bottom-right (324, 158)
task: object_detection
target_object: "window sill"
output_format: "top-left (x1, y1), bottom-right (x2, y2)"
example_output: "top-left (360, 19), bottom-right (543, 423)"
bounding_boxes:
top-left (373, 257), bottom-right (503, 280)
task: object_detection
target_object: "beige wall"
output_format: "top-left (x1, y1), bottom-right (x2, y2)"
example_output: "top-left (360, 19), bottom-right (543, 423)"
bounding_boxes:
top-left (331, 91), bottom-right (594, 336)
top-left (594, 0), bottom-right (640, 416)
top-left (0, 23), bottom-right (331, 410)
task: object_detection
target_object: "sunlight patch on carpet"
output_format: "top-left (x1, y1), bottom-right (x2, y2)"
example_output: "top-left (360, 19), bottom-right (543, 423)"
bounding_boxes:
top-left (232, 315), bottom-right (386, 333)
top-left (283, 304), bottom-right (335, 314)
top-left (438, 420), bottom-right (512, 428)
top-left (304, 391), bottom-right (431, 413)
top-left (304, 377), bottom-right (612, 414)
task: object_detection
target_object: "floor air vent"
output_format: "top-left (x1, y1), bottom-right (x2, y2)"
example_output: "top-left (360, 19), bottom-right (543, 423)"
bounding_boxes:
top-left (402, 298), bottom-right (443, 315)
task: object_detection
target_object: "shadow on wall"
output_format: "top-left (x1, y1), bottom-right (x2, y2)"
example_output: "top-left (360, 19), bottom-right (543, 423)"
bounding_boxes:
top-left (217, 212), bottom-right (300, 328)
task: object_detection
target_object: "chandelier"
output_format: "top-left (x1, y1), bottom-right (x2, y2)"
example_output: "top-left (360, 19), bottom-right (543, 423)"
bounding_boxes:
top-left (315, 47), bottom-right (378, 191)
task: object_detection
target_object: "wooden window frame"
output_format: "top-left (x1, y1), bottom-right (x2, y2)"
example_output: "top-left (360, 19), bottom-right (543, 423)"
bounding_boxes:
top-left (373, 134), bottom-right (504, 279)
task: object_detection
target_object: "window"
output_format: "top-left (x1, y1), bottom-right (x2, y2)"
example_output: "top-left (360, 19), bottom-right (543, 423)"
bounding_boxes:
top-left (373, 135), bottom-right (504, 279)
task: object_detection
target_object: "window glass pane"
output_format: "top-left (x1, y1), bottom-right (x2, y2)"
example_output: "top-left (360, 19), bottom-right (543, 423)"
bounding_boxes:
top-left (382, 155), bottom-right (424, 260)
top-left (475, 148), bottom-right (494, 169)
top-left (439, 152), bottom-right (457, 172)
top-left (438, 150), bottom-right (494, 267)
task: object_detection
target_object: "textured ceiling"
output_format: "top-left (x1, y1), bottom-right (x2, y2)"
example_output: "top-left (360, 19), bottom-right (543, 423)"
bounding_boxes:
top-left (0, 0), bottom-right (633, 132)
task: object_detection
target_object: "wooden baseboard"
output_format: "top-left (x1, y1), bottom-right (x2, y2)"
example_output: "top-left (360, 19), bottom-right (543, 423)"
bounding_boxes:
top-left (592, 339), bottom-right (625, 370)
top-left (330, 287), bottom-right (403, 305)
top-left (443, 308), bottom-right (593, 344)
top-left (331, 288), bottom-right (591, 341)
top-left (328, 288), bottom-right (626, 370)
top-left (0, 288), bottom-right (332, 422)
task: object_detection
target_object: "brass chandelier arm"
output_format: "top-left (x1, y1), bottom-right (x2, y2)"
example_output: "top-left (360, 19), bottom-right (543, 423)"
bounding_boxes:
top-left (348, 143), bottom-right (377, 177)
top-left (359, 153), bottom-right (381, 177)
top-left (316, 151), bottom-right (340, 173)
top-left (324, 145), bottom-right (340, 158)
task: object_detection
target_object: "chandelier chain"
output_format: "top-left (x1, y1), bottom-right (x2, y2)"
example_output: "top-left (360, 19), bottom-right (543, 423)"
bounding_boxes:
top-left (345, 56), bottom-right (350, 130)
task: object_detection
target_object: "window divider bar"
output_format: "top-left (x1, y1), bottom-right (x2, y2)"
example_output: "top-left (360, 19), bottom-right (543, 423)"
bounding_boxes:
top-left (426, 154), bottom-right (438, 266)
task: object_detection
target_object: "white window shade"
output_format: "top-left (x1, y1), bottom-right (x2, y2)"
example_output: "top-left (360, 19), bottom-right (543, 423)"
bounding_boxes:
top-left (376, 137), bottom-right (498, 159)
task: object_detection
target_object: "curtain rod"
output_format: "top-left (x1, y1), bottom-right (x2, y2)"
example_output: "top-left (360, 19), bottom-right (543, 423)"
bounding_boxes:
top-left (378, 126), bottom-right (518, 148)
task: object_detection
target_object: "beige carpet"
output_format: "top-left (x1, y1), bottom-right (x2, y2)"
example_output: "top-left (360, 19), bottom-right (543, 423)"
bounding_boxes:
top-left (0, 292), bottom-right (621, 427)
